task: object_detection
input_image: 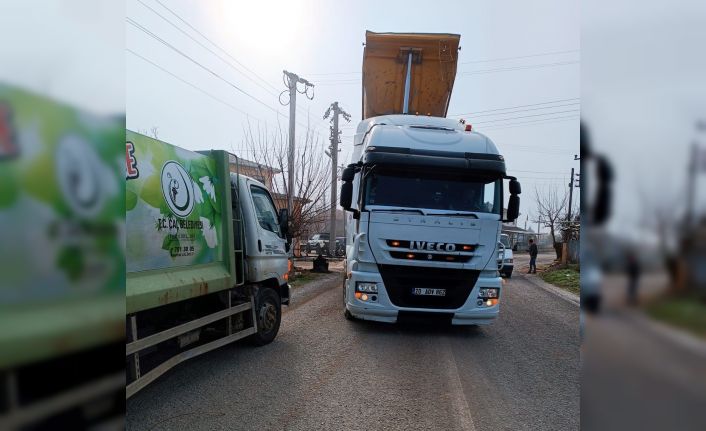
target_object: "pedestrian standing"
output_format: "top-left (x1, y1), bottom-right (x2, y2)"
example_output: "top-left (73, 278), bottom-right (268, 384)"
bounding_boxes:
top-left (528, 238), bottom-right (538, 274)
top-left (626, 250), bottom-right (641, 306)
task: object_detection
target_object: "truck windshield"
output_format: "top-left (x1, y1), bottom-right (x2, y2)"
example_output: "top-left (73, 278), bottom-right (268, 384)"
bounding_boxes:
top-left (363, 169), bottom-right (502, 215)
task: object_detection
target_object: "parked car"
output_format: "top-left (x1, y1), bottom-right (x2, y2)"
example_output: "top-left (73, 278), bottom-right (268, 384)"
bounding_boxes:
top-left (307, 233), bottom-right (330, 255)
top-left (498, 233), bottom-right (514, 278)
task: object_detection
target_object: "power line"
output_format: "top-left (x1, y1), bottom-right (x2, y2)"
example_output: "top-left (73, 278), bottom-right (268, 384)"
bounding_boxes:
top-left (448, 97), bottom-right (579, 116)
top-left (457, 60), bottom-right (579, 76)
top-left (510, 168), bottom-right (573, 174)
top-left (127, 17), bottom-right (282, 114)
top-left (452, 102), bottom-right (579, 119)
top-left (304, 49), bottom-right (579, 76)
top-left (459, 49), bottom-right (579, 64)
top-left (135, 0), bottom-right (279, 98)
top-left (479, 115), bottom-right (579, 131)
top-left (126, 48), bottom-right (265, 123)
top-left (311, 60), bottom-right (579, 84)
top-left (471, 109), bottom-right (580, 125)
top-left (150, 0), bottom-right (280, 94)
top-left (142, 0), bottom-right (317, 126)
top-left (126, 17), bottom-right (315, 131)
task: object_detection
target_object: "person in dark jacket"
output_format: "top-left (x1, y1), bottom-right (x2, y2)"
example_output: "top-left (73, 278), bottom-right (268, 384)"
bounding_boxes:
top-left (626, 250), bottom-right (641, 306)
top-left (528, 238), bottom-right (538, 274)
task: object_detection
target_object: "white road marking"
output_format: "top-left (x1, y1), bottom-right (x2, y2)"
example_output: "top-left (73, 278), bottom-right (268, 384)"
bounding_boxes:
top-left (440, 337), bottom-right (477, 431)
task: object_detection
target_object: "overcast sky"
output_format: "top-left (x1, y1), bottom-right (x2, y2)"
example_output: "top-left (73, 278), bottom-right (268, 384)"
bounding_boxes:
top-left (125, 0), bottom-right (580, 232)
top-left (0, 1), bottom-right (580, 233)
top-left (582, 0), bottom-right (706, 241)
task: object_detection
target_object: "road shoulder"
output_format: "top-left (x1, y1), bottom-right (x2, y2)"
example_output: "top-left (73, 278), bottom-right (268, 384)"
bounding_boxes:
top-left (520, 273), bottom-right (580, 307)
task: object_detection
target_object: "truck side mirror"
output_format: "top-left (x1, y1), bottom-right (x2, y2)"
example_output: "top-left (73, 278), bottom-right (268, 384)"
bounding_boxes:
top-left (504, 177), bottom-right (521, 222)
top-left (340, 182), bottom-right (353, 209)
top-left (509, 178), bottom-right (521, 195)
top-left (340, 165), bottom-right (360, 218)
top-left (341, 166), bottom-right (356, 182)
top-left (506, 195), bottom-right (520, 222)
top-left (278, 208), bottom-right (289, 236)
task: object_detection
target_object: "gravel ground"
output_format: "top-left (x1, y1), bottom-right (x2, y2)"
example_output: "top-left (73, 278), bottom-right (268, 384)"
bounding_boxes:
top-left (126, 270), bottom-right (579, 431)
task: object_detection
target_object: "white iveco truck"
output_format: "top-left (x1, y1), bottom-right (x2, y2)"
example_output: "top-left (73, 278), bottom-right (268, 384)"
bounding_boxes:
top-left (340, 32), bottom-right (521, 325)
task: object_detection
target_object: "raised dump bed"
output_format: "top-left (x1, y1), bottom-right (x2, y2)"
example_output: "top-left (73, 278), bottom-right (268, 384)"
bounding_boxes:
top-left (362, 31), bottom-right (461, 119)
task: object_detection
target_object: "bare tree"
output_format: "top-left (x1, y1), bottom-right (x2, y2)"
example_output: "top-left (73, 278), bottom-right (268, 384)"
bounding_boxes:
top-left (534, 186), bottom-right (569, 259)
top-left (239, 119), bottom-right (331, 254)
top-left (138, 126), bottom-right (160, 139)
top-left (638, 184), bottom-right (683, 287)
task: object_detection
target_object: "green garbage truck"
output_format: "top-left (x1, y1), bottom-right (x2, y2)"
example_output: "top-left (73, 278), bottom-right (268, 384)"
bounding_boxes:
top-left (125, 131), bottom-right (291, 398)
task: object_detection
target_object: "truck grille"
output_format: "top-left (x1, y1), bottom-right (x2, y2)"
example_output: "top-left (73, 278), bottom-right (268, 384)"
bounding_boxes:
top-left (377, 264), bottom-right (479, 309)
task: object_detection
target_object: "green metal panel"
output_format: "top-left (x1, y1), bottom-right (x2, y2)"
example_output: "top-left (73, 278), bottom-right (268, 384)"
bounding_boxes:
top-left (126, 134), bottom-right (240, 314)
top-left (0, 84), bottom-right (124, 368)
top-left (0, 294), bottom-right (124, 369)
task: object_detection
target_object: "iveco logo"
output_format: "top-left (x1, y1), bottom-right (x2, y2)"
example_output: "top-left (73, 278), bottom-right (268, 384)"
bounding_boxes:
top-left (410, 241), bottom-right (456, 252)
top-left (161, 161), bottom-right (194, 218)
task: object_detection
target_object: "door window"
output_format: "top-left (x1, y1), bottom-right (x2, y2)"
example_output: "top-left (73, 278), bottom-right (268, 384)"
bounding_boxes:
top-left (250, 185), bottom-right (281, 236)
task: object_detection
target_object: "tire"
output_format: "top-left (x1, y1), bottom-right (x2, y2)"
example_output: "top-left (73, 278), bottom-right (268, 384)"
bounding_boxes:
top-left (249, 287), bottom-right (281, 346)
top-left (343, 277), bottom-right (356, 321)
top-left (505, 269), bottom-right (513, 278)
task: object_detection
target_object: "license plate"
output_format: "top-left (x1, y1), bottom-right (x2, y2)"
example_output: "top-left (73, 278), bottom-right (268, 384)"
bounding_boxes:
top-left (412, 288), bottom-right (446, 296)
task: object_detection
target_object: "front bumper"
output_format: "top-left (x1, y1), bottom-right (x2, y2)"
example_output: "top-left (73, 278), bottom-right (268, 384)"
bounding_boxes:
top-left (345, 269), bottom-right (501, 325)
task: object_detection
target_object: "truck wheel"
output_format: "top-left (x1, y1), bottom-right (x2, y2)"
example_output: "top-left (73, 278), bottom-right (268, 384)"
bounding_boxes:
top-left (249, 287), bottom-right (281, 346)
top-left (343, 278), bottom-right (356, 321)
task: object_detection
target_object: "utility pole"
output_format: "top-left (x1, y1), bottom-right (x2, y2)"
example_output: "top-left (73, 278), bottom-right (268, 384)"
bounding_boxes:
top-left (324, 102), bottom-right (351, 256)
top-left (281, 70), bottom-right (314, 219)
top-left (567, 167), bottom-right (575, 223)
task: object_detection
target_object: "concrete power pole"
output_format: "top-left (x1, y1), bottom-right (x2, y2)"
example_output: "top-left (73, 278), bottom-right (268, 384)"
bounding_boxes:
top-left (567, 167), bottom-right (575, 223)
top-left (324, 102), bottom-right (351, 256)
top-left (281, 70), bottom-right (314, 219)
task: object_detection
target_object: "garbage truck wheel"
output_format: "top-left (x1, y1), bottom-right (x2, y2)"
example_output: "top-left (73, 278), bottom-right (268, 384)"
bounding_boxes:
top-left (249, 287), bottom-right (281, 346)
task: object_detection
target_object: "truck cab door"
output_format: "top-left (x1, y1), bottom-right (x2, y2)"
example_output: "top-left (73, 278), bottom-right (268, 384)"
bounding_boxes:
top-left (246, 183), bottom-right (288, 281)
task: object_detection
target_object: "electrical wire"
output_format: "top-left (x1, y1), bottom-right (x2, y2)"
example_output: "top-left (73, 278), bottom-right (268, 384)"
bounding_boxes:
top-left (151, 0), bottom-right (279, 93)
top-left (458, 61), bottom-right (579, 76)
top-left (146, 0), bottom-right (316, 125)
top-left (126, 17), bottom-right (315, 131)
top-left (459, 49), bottom-right (579, 64)
top-left (471, 110), bottom-right (580, 125)
top-left (449, 97), bottom-right (580, 116)
top-left (127, 48), bottom-right (268, 125)
top-left (452, 102), bottom-right (580, 119)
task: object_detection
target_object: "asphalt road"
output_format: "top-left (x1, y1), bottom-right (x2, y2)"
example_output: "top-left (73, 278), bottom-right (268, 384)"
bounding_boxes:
top-left (127, 265), bottom-right (579, 430)
top-left (581, 272), bottom-right (706, 431)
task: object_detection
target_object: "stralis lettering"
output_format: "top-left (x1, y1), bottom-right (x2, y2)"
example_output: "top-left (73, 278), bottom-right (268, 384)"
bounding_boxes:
top-left (157, 217), bottom-right (203, 230)
top-left (410, 241), bottom-right (456, 252)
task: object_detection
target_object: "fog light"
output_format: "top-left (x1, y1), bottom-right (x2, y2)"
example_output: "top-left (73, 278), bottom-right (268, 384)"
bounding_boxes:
top-left (479, 288), bottom-right (499, 299)
top-left (361, 293), bottom-right (369, 301)
top-left (485, 299), bottom-right (498, 306)
top-left (356, 282), bottom-right (378, 294)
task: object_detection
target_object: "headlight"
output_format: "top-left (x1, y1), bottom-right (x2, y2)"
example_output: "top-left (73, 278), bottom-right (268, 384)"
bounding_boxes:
top-left (356, 282), bottom-right (378, 293)
top-left (504, 258), bottom-right (513, 263)
top-left (478, 288), bottom-right (499, 299)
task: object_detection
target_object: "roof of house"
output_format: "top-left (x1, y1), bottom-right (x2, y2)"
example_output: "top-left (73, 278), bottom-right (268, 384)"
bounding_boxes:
top-left (501, 225), bottom-right (534, 234)
top-left (228, 153), bottom-right (282, 174)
